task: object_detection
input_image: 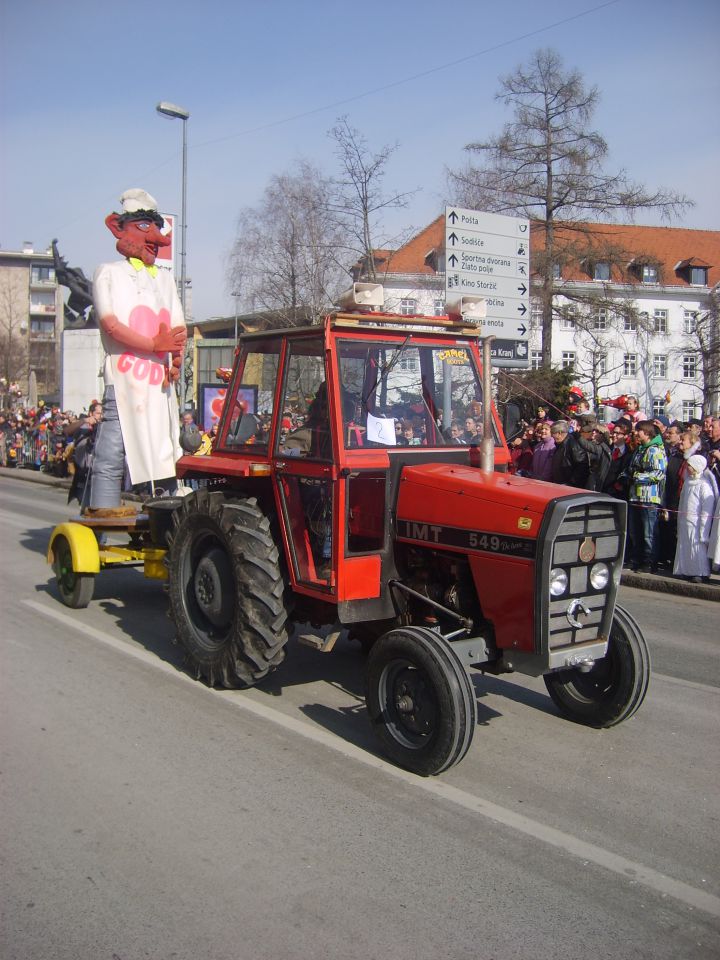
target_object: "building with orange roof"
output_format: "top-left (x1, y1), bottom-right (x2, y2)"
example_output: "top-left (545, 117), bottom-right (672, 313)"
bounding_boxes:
top-left (353, 216), bottom-right (719, 420)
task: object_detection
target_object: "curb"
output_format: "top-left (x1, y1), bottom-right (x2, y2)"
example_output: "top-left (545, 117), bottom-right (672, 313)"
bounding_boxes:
top-left (3, 466), bottom-right (719, 602)
top-left (621, 569), bottom-right (720, 603)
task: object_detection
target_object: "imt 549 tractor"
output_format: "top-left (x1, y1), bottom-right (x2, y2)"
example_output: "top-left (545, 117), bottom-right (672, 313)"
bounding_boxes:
top-left (49, 286), bottom-right (649, 776)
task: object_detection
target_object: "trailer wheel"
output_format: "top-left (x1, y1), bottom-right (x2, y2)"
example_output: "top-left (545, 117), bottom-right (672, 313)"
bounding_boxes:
top-left (168, 491), bottom-right (290, 688)
top-left (53, 534), bottom-right (95, 608)
top-left (366, 627), bottom-right (477, 776)
top-left (544, 604), bottom-right (650, 727)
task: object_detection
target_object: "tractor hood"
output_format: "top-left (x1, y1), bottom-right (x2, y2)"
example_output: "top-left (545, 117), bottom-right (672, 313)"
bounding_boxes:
top-left (396, 463), bottom-right (578, 545)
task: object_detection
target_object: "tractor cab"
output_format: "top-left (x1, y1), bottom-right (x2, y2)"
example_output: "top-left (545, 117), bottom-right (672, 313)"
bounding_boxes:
top-left (182, 288), bottom-right (509, 620)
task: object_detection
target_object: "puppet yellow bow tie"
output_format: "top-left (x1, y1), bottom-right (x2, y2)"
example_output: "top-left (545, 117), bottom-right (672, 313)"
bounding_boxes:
top-left (128, 257), bottom-right (159, 278)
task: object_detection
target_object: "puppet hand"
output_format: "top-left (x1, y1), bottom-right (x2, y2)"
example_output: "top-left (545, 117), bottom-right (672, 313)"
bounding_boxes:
top-left (162, 357), bottom-right (182, 388)
top-left (168, 357), bottom-right (181, 383)
top-left (153, 323), bottom-right (187, 353)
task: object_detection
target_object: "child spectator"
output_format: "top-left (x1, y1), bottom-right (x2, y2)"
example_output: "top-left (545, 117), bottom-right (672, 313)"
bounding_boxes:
top-left (673, 455), bottom-right (717, 582)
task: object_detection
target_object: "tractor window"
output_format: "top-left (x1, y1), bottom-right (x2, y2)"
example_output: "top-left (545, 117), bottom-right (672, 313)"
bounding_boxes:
top-left (223, 341), bottom-right (280, 450)
top-left (277, 339), bottom-right (331, 460)
top-left (338, 339), bottom-right (501, 448)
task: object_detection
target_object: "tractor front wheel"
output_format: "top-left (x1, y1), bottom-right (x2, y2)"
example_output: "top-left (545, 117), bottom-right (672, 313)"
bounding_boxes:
top-left (53, 534), bottom-right (95, 608)
top-left (366, 627), bottom-right (477, 776)
top-left (544, 604), bottom-right (650, 727)
top-left (168, 491), bottom-right (291, 688)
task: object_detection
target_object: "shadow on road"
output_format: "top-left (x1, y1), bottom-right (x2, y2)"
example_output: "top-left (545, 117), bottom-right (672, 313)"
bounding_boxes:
top-left (20, 527), bottom-right (55, 558)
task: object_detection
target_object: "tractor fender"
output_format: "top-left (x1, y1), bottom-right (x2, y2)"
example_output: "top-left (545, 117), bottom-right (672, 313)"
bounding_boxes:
top-left (48, 523), bottom-right (101, 574)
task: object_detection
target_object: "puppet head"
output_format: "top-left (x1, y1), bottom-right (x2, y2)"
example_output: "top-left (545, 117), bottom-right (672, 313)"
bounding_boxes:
top-left (105, 188), bottom-right (171, 265)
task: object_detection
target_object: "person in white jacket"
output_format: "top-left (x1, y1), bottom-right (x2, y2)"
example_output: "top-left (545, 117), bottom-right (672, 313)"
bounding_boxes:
top-left (673, 454), bottom-right (717, 582)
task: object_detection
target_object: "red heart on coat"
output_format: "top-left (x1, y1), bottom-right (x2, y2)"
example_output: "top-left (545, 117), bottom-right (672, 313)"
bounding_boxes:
top-left (128, 305), bottom-right (171, 340)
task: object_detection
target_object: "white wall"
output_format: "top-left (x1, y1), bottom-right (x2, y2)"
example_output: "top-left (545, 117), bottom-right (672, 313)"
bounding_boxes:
top-left (61, 328), bottom-right (104, 413)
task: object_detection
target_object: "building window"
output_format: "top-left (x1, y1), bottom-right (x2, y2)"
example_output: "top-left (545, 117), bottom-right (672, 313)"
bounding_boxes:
top-left (433, 299), bottom-right (444, 317)
top-left (560, 305), bottom-right (576, 330)
top-left (30, 290), bottom-right (56, 312)
top-left (594, 262), bottom-right (611, 281)
top-left (561, 351), bottom-right (576, 369)
top-left (682, 400), bottom-right (700, 421)
top-left (531, 351), bottom-right (543, 370)
top-left (652, 355), bottom-right (667, 378)
top-left (683, 310), bottom-right (696, 334)
top-left (591, 307), bottom-right (608, 330)
top-left (641, 264), bottom-right (658, 283)
top-left (552, 263), bottom-right (562, 280)
top-left (653, 309), bottom-right (668, 334)
top-left (652, 397), bottom-right (666, 417)
top-left (624, 353), bottom-right (637, 376)
top-left (30, 265), bottom-right (55, 283)
top-left (30, 318), bottom-right (55, 337)
top-left (623, 314), bottom-right (637, 332)
top-left (400, 298), bottom-right (417, 316)
top-left (690, 266), bottom-right (708, 286)
top-left (682, 354), bottom-right (697, 380)
top-left (530, 298), bottom-right (542, 329)
top-left (399, 354), bottom-right (419, 373)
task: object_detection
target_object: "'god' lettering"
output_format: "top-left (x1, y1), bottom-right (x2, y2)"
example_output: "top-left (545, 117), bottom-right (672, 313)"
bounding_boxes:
top-left (117, 352), bottom-right (164, 385)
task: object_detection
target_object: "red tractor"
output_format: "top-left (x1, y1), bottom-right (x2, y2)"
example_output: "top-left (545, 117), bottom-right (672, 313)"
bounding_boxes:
top-left (161, 289), bottom-right (649, 775)
top-left (49, 288), bottom-right (649, 775)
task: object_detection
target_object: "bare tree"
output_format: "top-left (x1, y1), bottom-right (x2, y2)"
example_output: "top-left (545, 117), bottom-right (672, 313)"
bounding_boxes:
top-left (672, 288), bottom-right (720, 415)
top-left (447, 48), bottom-right (692, 364)
top-left (0, 272), bottom-right (28, 391)
top-left (228, 160), bottom-right (347, 326)
top-left (329, 117), bottom-right (417, 280)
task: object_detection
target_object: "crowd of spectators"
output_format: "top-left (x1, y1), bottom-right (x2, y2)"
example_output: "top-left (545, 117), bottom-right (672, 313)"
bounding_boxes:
top-left (3, 392), bottom-right (719, 581)
top-left (508, 405), bottom-right (720, 582)
top-left (0, 403), bottom-right (80, 475)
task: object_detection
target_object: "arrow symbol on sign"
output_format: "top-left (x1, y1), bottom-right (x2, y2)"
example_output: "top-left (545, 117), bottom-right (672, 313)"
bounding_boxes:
top-left (517, 283), bottom-right (527, 296)
top-left (448, 232), bottom-right (459, 246)
top-left (517, 323), bottom-right (527, 336)
top-left (448, 210), bottom-right (459, 224)
top-left (517, 303), bottom-right (527, 316)
top-left (448, 253), bottom-right (459, 267)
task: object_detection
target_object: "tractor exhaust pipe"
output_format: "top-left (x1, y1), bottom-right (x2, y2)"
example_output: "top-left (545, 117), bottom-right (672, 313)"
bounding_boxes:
top-left (481, 336), bottom-right (495, 474)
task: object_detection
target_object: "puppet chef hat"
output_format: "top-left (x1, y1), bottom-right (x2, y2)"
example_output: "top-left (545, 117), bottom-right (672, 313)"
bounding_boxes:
top-left (687, 454), bottom-right (706, 475)
top-left (120, 188), bottom-right (158, 214)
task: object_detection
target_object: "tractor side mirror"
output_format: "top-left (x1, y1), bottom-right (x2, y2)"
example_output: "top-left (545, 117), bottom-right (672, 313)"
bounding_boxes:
top-left (500, 401), bottom-right (523, 442)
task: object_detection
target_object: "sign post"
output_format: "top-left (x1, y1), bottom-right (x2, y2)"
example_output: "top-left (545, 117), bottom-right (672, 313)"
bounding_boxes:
top-left (445, 206), bottom-right (530, 368)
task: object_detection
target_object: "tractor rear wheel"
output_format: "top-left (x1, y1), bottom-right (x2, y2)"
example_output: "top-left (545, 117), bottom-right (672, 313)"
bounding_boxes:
top-left (53, 534), bottom-right (95, 608)
top-left (366, 627), bottom-right (477, 776)
top-left (544, 604), bottom-right (650, 727)
top-left (168, 490), bottom-right (290, 688)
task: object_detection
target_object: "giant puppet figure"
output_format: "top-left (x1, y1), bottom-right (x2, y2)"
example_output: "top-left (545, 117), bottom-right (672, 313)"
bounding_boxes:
top-left (87, 189), bottom-right (187, 517)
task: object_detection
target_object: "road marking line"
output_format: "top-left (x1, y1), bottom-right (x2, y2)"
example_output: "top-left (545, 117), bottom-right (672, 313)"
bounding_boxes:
top-left (23, 597), bottom-right (720, 920)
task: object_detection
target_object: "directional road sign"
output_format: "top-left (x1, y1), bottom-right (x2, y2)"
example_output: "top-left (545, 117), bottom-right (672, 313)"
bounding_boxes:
top-left (445, 206), bottom-right (530, 367)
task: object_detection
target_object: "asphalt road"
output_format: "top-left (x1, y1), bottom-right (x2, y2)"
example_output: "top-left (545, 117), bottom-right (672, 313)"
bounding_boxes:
top-left (1, 476), bottom-right (719, 960)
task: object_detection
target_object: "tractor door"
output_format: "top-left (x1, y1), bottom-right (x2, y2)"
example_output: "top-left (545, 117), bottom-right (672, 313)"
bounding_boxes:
top-left (273, 336), bottom-right (337, 592)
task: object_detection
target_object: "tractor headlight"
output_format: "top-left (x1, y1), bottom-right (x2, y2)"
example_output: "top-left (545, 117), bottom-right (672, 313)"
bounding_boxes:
top-left (589, 562), bottom-right (610, 591)
top-left (549, 568), bottom-right (568, 597)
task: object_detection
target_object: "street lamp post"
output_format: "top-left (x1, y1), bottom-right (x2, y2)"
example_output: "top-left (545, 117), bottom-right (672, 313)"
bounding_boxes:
top-left (156, 100), bottom-right (189, 407)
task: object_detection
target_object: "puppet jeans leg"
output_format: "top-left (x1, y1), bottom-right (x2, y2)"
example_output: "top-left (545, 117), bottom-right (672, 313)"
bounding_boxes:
top-left (89, 387), bottom-right (126, 508)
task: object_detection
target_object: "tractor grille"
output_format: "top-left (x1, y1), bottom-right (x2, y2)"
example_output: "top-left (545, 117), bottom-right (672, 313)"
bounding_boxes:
top-left (545, 499), bottom-right (624, 651)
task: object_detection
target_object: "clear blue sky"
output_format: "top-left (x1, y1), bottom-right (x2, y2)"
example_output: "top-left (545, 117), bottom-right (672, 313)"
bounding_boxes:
top-left (1, 0), bottom-right (718, 321)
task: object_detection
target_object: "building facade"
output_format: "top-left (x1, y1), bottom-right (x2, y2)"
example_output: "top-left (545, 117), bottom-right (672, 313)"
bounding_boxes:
top-left (0, 242), bottom-right (63, 403)
top-left (358, 218), bottom-right (719, 420)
